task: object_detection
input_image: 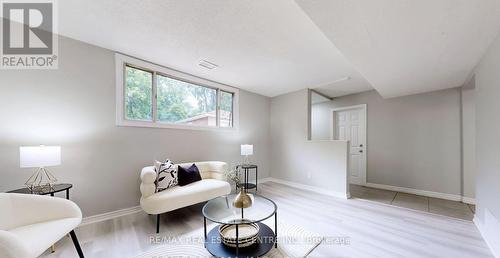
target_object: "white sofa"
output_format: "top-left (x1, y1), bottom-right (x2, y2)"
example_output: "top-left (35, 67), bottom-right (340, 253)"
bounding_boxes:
top-left (0, 193), bottom-right (84, 258)
top-left (140, 161), bottom-right (231, 233)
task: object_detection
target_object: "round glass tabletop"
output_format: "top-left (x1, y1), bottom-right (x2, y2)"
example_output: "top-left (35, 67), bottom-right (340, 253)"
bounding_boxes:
top-left (203, 194), bottom-right (277, 225)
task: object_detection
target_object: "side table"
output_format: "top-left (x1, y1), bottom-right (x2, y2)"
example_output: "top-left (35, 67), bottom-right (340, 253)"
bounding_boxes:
top-left (8, 183), bottom-right (73, 199)
top-left (236, 164), bottom-right (258, 192)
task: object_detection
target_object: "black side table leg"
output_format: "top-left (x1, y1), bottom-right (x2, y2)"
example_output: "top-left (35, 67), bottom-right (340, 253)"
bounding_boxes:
top-left (256, 167), bottom-right (258, 192)
top-left (245, 169), bottom-right (248, 193)
top-left (69, 230), bottom-right (84, 258)
top-left (247, 169), bottom-right (250, 193)
top-left (66, 189), bottom-right (70, 200)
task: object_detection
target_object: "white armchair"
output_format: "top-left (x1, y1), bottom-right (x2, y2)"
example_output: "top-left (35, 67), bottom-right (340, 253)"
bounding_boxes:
top-left (0, 193), bottom-right (84, 258)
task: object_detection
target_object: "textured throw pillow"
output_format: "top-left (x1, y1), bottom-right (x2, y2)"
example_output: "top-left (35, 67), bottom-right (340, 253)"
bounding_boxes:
top-left (154, 159), bottom-right (178, 192)
top-left (177, 164), bottom-right (202, 186)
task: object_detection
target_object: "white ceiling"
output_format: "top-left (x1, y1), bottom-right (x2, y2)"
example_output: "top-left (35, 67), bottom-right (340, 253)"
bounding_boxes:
top-left (296, 0), bottom-right (500, 98)
top-left (312, 72), bottom-right (373, 98)
top-left (57, 0), bottom-right (373, 97)
top-left (8, 1), bottom-right (498, 98)
top-left (310, 91), bottom-right (331, 104)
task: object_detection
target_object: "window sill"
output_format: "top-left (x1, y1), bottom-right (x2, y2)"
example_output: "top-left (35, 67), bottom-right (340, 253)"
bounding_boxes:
top-left (116, 119), bottom-right (238, 132)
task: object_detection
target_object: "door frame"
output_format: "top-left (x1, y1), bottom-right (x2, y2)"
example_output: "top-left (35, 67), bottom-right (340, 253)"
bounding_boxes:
top-left (330, 104), bottom-right (367, 186)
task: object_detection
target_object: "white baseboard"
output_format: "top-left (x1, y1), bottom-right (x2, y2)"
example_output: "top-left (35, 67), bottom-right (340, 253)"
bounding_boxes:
top-left (259, 177), bottom-right (273, 183)
top-left (365, 182), bottom-right (475, 204)
top-left (261, 177), bottom-right (349, 199)
top-left (474, 210), bottom-right (500, 257)
top-left (81, 206), bottom-right (142, 227)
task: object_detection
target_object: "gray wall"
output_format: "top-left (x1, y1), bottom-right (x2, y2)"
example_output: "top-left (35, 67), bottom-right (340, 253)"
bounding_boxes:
top-left (0, 36), bottom-right (271, 217)
top-left (311, 100), bottom-right (333, 140)
top-left (474, 31), bottom-right (500, 228)
top-left (311, 89), bottom-right (462, 195)
top-left (462, 87), bottom-right (476, 199)
top-left (270, 89), bottom-right (349, 197)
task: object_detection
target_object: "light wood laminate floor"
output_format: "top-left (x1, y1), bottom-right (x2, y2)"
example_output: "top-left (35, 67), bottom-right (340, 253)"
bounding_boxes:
top-left (349, 184), bottom-right (476, 220)
top-left (42, 182), bottom-right (492, 258)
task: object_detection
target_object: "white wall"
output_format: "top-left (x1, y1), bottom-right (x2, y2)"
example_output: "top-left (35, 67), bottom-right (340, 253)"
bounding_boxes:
top-left (461, 86), bottom-right (476, 199)
top-left (473, 31), bottom-right (500, 256)
top-left (311, 101), bottom-right (332, 140)
top-left (0, 36), bottom-right (271, 217)
top-left (270, 90), bottom-right (349, 197)
top-left (310, 89), bottom-right (463, 196)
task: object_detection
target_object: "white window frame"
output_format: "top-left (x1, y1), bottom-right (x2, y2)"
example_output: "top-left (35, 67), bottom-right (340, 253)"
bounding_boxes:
top-left (115, 53), bottom-right (239, 131)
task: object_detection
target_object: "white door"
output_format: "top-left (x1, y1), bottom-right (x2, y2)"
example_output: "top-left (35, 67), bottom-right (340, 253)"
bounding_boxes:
top-left (334, 106), bottom-right (366, 185)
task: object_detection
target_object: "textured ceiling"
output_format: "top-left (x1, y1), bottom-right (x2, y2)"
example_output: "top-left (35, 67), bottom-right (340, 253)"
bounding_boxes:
top-left (7, 1), bottom-right (500, 98)
top-left (296, 0), bottom-right (500, 98)
top-left (57, 0), bottom-right (372, 97)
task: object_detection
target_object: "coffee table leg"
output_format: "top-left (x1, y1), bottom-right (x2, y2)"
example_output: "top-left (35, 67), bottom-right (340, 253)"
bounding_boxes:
top-left (236, 224), bottom-right (239, 256)
top-left (275, 211), bottom-right (278, 248)
top-left (66, 189), bottom-right (70, 199)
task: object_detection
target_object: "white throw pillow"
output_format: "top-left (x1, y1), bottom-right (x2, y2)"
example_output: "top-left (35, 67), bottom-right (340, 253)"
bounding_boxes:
top-left (154, 159), bottom-right (178, 192)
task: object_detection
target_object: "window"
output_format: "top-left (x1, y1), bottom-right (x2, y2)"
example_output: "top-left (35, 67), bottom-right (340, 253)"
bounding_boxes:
top-left (157, 74), bottom-right (217, 126)
top-left (116, 54), bottom-right (238, 130)
top-left (219, 91), bottom-right (234, 127)
top-left (125, 66), bottom-right (153, 121)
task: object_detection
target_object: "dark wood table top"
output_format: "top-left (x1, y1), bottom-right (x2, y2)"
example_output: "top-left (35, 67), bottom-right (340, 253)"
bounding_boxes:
top-left (7, 183), bottom-right (72, 195)
top-left (238, 164), bottom-right (257, 169)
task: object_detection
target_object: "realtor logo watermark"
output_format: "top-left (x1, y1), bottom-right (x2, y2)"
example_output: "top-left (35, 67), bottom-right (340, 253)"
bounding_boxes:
top-left (1, 0), bottom-right (58, 69)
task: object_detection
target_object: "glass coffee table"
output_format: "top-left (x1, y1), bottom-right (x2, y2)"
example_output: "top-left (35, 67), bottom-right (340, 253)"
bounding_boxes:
top-left (202, 194), bottom-right (277, 257)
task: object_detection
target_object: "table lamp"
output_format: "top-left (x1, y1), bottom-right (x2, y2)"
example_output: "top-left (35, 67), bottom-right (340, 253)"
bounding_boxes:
top-left (241, 144), bottom-right (253, 165)
top-left (20, 145), bottom-right (61, 192)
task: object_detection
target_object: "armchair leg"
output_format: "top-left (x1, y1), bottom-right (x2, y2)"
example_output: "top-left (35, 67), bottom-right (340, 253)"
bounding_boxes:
top-left (156, 214), bottom-right (160, 234)
top-left (69, 230), bottom-right (84, 258)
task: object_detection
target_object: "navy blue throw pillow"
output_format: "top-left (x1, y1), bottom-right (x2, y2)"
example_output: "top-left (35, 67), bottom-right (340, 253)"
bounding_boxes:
top-left (177, 164), bottom-right (202, 186)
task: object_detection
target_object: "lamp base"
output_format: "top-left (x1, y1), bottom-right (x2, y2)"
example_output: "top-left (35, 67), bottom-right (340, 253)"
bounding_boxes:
top-left (243, 155), bottom-right (251, 165)
top-left (25, 167), bottom-right (57, 193)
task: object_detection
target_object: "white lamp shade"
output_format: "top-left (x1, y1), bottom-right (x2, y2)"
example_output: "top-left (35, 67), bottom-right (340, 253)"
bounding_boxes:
top-left (241, 144), bottom-right (253, 156)
top-left (20, 146), bottom-right (61, 168)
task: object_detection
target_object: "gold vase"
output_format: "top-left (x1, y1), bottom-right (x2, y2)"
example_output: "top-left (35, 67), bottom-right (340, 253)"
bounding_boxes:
top-left (233, 187), bottom-right (253, 208)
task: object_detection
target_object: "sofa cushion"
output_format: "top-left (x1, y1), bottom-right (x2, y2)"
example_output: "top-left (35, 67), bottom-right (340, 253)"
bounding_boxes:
top-left (154, 160), bottom-right (178, 191)
top-left (177, 164), bottom-right (202, 186)
top-left (176, 161), bottom-right (227, 180)
top-left (140, 179), bottom-right (231, 214)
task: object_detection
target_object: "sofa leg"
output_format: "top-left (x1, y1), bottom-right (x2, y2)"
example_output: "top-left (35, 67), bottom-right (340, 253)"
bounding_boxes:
top-left (156, 214), bottom-right (160, 234)
top-left (69, 230), bottom-right (84, 258)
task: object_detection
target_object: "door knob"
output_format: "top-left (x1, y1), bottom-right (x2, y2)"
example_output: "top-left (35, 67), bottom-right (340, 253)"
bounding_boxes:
top-left (359, 150), bottom-right (363, 153)
top-left (359, 144), bottom-right (363, 147)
